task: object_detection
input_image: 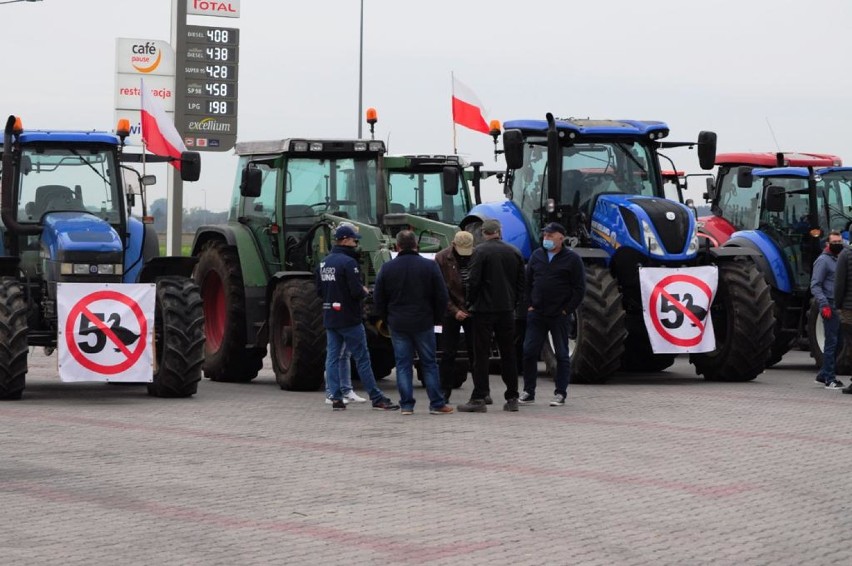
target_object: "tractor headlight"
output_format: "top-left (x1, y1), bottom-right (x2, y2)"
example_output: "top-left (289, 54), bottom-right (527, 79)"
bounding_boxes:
top-left (309, 142), bottom-right (323, 151)
top-left (368, 141), bottom-right (384, 152)
top-left (354, 142), bottom-right (367, 151)
top-left (60, 263), bottom-right (123, 276)
top-left (642, 221), bottom-right (665, 256)
top-left (687, 231), bottom-right (699, 254)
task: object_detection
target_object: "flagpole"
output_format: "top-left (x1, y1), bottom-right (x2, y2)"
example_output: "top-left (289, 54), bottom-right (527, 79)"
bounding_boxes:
top-left (451, 71), bottom-right (458, 155)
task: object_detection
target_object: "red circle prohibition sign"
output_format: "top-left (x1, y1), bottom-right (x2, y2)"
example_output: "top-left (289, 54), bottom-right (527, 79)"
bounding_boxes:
top-left (65, 290), bottom-right (148, 375)
top-left (649, 274), bottom-right (712, 348)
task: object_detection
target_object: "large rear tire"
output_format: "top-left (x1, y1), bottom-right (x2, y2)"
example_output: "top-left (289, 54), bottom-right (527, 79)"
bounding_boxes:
top-left (690, 261), bottom-right (775, 381)
top-left (147, 277), bottom-right (205, 398)
top-left (194, 240), bottom-right (265, 382)
top-left (571, 265), bottom-right (627, 384)
top-left (0, 279), bottom-right (28, 400)
top-left (269, 279), bottom-right (326, 391)
top-left (764, 289), bottom-right (796, 367)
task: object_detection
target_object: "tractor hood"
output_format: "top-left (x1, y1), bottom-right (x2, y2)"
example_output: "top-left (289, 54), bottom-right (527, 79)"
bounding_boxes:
top-left (590, 194), bottom-right (698, 260)
top-left (40, 212), bottom-right (123, 264)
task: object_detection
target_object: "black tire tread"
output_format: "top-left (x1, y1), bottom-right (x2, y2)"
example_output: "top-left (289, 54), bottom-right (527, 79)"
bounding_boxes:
top-left (0, 278), bottom-right (28, 400)
top-left (572, 265), bottom-right (627, 384)
top-left (270, 279), bottom-right (326, 391)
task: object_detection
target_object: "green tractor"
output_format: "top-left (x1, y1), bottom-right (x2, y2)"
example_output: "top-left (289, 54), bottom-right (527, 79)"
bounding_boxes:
top-left (191, 139), bottom-right (464, 390)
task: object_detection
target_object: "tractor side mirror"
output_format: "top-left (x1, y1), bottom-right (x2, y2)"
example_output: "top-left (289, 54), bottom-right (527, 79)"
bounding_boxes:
top-left (503, 129), bottom-right (525, 170)
top-left (703, 177), bottom-right (716, 201)
top-left (764, 185), bottom-right (786, 213)
top-left (697, 131), bottom-right (717, 170)
top-left (442, 166), bottom-right (460, 196)
top-left (180, 151), bottom-right (201, 182)
top-left (240, 165), bottom-right (262, 198)
top-left (737, 167), bottom-right (754, 188)
top-left (141, 174), bottom-right (156, 186)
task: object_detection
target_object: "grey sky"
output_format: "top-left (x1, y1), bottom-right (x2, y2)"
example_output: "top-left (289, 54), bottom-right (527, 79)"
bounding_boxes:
top-left (4, 0), bottom-right (852, 211)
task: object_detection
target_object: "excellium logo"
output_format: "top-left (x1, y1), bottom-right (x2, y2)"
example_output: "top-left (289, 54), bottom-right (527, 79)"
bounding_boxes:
top-left (187, 117), bottom-right (233, 133)
top-left (131, 42), bottom-right (162, 73)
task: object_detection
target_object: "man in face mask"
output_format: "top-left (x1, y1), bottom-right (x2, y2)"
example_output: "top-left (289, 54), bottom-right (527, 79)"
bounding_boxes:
top-left (519, 222), bottom-right (585, 407)
top-left (811, 230), bottom-right (845, 389)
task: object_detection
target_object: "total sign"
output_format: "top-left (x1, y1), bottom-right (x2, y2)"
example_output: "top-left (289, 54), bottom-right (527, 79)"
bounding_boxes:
top-left (188, 0), bottom-right (240, 17)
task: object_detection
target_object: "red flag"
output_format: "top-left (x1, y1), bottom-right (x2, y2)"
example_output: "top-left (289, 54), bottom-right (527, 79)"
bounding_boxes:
top-left (452, 76), bottom-right (490, 134)
top-left (140, 78), bottom-right (186, 170)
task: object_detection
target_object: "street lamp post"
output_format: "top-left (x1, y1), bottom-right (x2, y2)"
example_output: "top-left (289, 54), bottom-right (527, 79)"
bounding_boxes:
top-left (0, 0), bottom-right (42, 4)
top-left (357, 0), bottom-right (364, 138)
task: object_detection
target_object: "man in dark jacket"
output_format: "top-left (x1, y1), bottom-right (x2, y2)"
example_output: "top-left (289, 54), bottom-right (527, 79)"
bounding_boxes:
top-left (832, 239), bottom-right (852, 394)
top-left (316, 224), bottom-right (399, 411)
top-left (519, 222), bottom-right (585, 406)
top-left (435, 230), bottom-right (476, 402)
top-left (458, 219), bottom-right (526, 413)
top-left (374, 230), bottom-right (452, 415)
top-left (811, 230), bottom-right (845, 389)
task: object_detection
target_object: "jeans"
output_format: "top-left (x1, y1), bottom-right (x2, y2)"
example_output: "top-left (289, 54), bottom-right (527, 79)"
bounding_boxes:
top-left (326, 324), bottom-right (384, 403)
top-left (325, 345), bottom-right (353, 399)
top-left (472, 310), bottom-right (519, 401)
top-left (522, 310), bottom-right (571, 397)
top-left (818, 309), bottom-right (842, 382)
top-left (439, 315), bottom-right (474, 392)
top-left (391, 328), bottom-right (445, 411)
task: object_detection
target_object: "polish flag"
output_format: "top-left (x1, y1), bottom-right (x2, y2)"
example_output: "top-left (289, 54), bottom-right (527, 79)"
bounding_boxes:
top-left (452, 76), bottom-right (490, 134)
top-left (140, 78), bottom-right (186, 170)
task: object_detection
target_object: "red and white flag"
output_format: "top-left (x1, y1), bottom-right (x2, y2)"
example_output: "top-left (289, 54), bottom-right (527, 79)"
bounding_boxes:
top-left (452, 75), bottom-right (490, 134)
top-left (140, 78), bottom-right (186, 170)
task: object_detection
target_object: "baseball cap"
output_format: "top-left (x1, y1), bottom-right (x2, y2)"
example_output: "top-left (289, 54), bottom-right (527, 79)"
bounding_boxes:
top-left (541, 222), bottom-right (567, 235)
top-left (481, 219), bottom-right (501, 234)
top-left (452, 231), bottom-right (474, 256)
top-left (334, 224), bottom-right (361, 240)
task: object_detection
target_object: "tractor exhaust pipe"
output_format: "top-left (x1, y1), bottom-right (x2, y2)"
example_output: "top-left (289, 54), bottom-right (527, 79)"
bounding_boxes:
top-left (2, 115), bottom-right (41, 236)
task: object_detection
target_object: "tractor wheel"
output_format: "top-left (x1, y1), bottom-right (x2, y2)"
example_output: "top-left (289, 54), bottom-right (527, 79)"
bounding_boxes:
top-left (269, 279), bottom-right (325, 391)
top-left (0, 278), bottom-right (28, 400)
top-left (194, 240), bottom-right (265, 382)
top-left (355, 340), bottom-right (395, 382)
top-left (690, 261), bottom-right (775, 381)
top-left (764, 289), bottom-right (796, 367)
top-left (571, 265), bottom-right (627, 384)
top-left (807, 300), bottom-right (850, 374)
top-left (620, 317), bottom-right (676, 373)
top-left (147, 277), bottom-right (204, 398)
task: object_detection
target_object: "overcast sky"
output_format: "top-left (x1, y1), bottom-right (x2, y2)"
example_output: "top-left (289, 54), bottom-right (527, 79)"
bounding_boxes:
top-left (4, 0), bottom-right (852, 212)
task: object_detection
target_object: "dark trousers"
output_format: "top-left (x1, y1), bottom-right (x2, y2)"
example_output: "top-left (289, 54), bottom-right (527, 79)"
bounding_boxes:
top-left (439, 315), bottom-right (474, 391)
top-left (472, 310), bottom-right (519, 401)
top-left (523, 311), bottom-right (571, 397)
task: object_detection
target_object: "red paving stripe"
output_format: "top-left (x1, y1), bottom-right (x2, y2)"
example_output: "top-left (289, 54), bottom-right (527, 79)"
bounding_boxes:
top-left (1, 410), bottom-right (755, 498)
top-left (669, 389), bottom-right (852, 407)
top-left (6, 481), bottom-right (496, 563)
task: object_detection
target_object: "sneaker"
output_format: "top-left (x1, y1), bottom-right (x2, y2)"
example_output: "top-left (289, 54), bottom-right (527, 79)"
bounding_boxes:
top-left (549, 394), bottom-right (566, 407)
top-left (326, 397), bottom-right (350, 405)
top-left (345, 391), bottom-right (367, 403)
top-left (815, 375), bottom-right (826, 385)
top-left (332, 399), bottom-right (346, 411)
top-left (826, 380), bottom-right (845, 390)
top-left (401, 408), bottom-right (414, 416)
top-left (518, 391), bottom-right (535, 405)
top-left (430, 405), bottom-right (454, 415)
top-left (484, 395), bottom-right (493, 405)
top-left (457, 399), bottom-right (487, 413)
top-left (503, 398), bottom-right (519, 412)
top-left (372, 397), bottom-right (400, 411)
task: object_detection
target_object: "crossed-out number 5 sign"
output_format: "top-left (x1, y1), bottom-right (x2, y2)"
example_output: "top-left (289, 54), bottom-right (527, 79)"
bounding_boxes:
top-left (57, 283), bottom-right (155, 382)
top-left (639, 266), bottom-right (719, 354)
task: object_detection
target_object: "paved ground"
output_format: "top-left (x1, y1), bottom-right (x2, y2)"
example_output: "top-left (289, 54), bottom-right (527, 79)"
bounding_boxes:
top-left (2, 349), bottom-right (851, 565)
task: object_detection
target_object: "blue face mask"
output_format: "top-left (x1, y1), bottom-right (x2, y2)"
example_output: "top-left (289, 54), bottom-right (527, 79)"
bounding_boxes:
top-left (542, 239), bottom-right (555, 251)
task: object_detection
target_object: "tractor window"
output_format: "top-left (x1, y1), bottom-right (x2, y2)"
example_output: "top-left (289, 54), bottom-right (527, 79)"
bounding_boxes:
top-left (818, 172), bottom-right (852, 234)
top-left (510, 144), bottom-right (548, 231)
top-left (388, 168), bottom-right (469, 224)
top-left (241, 161), bottom-right (278, 221)
top-left (17, 146), bottom-right (121, 224)
top-left (716, 166), bottom-right (762, 230)
top-left (284, 157), bottom-right (379, 223)
top-left (758, 177), bottom-right (811, 234)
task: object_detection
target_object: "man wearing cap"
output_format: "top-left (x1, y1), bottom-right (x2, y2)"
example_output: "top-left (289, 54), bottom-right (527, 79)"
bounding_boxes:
top-left (435, 230), bottom-right (476, 402)
top-left (520, 222), bottom-right (585, 407)
top-left (458, 218), bottom-right (526, 413)
top-left (373, 230), bottom-right (452, 415)
top-left (315, 223), bottom-right (399, 411)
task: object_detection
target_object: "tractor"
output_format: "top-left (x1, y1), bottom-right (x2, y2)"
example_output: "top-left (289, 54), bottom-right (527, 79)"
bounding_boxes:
top-left (191, 138), bottom-right (463, 390)
top-left (719, 164), bottom-right (852, 367)
top-left (461, 114), bottom-right (776, 383)
top-left (0, 115), bottom-right (205, 399)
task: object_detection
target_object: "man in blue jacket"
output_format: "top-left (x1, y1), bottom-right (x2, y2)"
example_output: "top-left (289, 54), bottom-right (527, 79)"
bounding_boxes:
top-left (374, 230), bottom-right (452, 415)
top-left (519, 222), bottom-right (585, 406)
top-left (316, 224), bottom-right (399, 411)
top-left (811, 230), bottom-right (845, 389)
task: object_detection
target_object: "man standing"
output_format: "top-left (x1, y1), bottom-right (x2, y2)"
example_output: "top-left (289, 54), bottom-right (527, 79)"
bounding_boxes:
top-left (316, 224), bottom-right (399, 411)
top-left (435, 230), bottom-right (476, 403)
top-left (374, 230), bottom-right (452, 415)
top-left (811, 230), bottom-right (845, 390)
top-left (519, 222), bottom-right (585, 406)
top-left (833, 239), bottom-right (852, 394)
top-left (458, 219), bottom-right (525, 413)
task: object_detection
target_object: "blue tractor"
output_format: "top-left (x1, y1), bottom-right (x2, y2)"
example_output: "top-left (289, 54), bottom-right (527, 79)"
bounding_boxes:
top-left (462, 113), bottom-right (775, 383)
top-left (0, 115), bottom-right (205, 399)
top-left (721, 165), bottom-right (852, 367)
